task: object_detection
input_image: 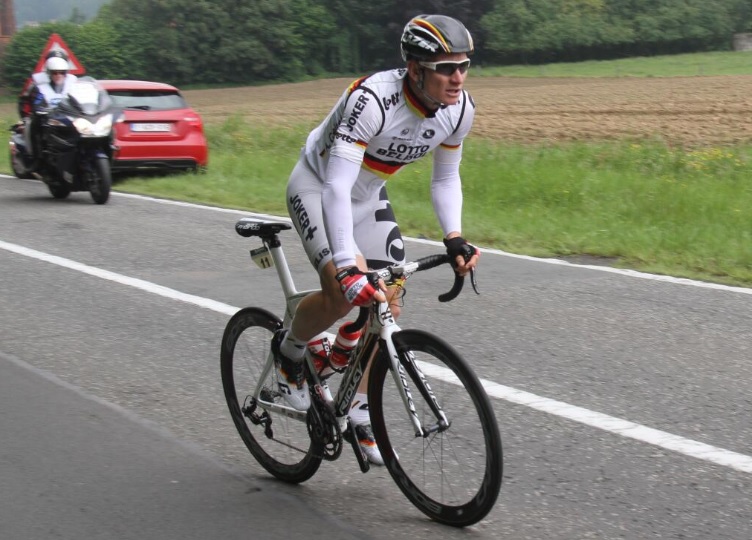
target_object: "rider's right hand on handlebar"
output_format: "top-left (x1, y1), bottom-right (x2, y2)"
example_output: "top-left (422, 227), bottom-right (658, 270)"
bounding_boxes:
top-left (335, 267), bottom-right (386, 306)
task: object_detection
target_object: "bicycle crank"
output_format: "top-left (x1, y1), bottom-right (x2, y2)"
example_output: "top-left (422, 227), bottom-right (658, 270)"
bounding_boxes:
top-left (306, 396), bottom-right (342, 461)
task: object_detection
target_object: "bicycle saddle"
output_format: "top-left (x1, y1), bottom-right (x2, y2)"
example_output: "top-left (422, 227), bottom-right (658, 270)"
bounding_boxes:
top-left (235, 218), bottom-right (292, 238)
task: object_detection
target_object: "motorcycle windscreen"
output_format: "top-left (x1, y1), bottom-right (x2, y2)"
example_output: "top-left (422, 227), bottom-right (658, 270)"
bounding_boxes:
top-left (67, 82), bottom-right (105, 115)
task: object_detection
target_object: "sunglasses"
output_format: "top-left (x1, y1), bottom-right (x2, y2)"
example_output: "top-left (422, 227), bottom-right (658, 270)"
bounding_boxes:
top-left (50, 71), bottom-right (67, 76)
top-left (418, 59), bottom-right (471, 76)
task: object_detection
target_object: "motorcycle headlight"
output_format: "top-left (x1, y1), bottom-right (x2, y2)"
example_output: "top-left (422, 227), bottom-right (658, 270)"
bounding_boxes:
top-left (72, 117), bottom-right (94, 134)
top-left (73, 114), bottom-right (113, 137)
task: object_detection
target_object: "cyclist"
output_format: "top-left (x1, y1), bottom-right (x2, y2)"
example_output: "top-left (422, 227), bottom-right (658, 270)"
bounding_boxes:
top-left (18, 50), bottom-right (78, 169)
top-left (273, 14), bottom-right (480, 465)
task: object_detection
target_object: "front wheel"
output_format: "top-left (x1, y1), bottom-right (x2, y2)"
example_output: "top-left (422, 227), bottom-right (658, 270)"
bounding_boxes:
top-left (220, 307), bottom-right (322, 483)
top-left (368, 329), bottom-right (503, 527)
top-left (47, 179), bottom-right (71, 199)
top-left (89, 156), bottom-right (111, 204)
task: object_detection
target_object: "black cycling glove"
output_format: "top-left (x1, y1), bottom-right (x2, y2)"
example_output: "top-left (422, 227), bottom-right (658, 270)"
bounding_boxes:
top-left (443, 236), bottom-right (477, 264)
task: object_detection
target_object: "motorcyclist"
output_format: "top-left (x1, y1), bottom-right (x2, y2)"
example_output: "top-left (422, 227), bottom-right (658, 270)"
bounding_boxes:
top-left (17, 50), bottom-right (78, 169)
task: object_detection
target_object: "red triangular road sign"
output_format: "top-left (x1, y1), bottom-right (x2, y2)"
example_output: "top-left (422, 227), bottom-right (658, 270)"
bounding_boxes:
top-left (21, 33), bottom-right (86, 94)
top-left (34, 33), bottom-right (86, 75)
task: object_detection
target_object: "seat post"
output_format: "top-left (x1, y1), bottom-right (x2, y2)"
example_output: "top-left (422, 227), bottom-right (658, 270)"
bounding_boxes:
top-left (264, 237), bottom-right (298, 301)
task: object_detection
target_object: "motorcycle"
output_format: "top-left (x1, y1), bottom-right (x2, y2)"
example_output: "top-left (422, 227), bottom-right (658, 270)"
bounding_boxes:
top-left (9, 76), bottom-right (118, 204)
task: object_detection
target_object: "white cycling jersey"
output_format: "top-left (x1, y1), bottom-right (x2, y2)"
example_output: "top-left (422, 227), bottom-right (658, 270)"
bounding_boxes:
top-left (300, 68), bottom-right (475, 269)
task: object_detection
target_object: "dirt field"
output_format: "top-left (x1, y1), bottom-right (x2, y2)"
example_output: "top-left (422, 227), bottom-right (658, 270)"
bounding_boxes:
top-left (184, 75), bottom-right (752, 147)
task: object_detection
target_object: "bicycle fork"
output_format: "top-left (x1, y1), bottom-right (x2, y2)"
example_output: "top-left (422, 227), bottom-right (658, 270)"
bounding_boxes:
top-left (382, 332), bottom-right (451, 438)
top-left (364, 300), bottom-right (451, 439)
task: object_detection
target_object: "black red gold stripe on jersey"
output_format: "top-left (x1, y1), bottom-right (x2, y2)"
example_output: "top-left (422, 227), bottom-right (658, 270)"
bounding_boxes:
top-left (403, 79), bottom-right (435, 118)
top-left (362, 154), bottom-right (405, 179)
top-left (347, 75), bottom-right (369, 93)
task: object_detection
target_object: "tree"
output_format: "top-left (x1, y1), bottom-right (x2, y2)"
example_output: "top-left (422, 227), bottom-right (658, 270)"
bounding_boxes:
top-left (480, 0), bottom-right (743, 63)
top-left (1, 22), bottom-right (80, 91)
top-left (98, 0), bottom-right (335, 84)
top-left (100, 0), bottom-right (184, 82)
top-left (68, 20), bottom-right (130, 79)
top-left (7, 0), bottom-right (751, 88)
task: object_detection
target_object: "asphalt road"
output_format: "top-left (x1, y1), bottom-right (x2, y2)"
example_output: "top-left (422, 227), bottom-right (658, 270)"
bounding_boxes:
top-left (1, 176), bottom-right (751, 539)
top-left (0, 351), bottom-right (367, 540)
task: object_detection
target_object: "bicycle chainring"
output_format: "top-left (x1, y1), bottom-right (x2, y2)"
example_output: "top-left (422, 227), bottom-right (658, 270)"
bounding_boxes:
top-left (306, 395), bottom-right (342, 461)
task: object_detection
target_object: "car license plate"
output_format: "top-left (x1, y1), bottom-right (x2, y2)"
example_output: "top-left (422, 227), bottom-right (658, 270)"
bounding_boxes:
top-left (131, 123), bottom-right (171, 132)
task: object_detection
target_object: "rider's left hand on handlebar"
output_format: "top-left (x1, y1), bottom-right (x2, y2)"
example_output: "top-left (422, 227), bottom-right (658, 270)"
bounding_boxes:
top-left (335, 266), bottom-right (387, 306)
top-left (443, 236), bottom-right (480, 277)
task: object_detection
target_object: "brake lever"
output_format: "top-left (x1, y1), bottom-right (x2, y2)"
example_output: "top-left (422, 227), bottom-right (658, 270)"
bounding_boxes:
top-left (469, 268), bottom-right (480, 295)
top-left (460, 245), bottom-right (480, 296)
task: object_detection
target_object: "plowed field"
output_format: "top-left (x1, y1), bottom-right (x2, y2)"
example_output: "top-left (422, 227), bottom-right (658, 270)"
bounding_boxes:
top-left (184, 75), bottom-right (752, 147)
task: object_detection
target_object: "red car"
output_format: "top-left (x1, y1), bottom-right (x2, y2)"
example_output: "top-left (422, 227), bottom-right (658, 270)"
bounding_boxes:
top-left (99, 80), bottom-right (208, 173)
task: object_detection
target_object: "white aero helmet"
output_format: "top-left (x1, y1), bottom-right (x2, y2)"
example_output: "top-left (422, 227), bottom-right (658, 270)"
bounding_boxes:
top-left (45, 56), bottom-right (69, 73)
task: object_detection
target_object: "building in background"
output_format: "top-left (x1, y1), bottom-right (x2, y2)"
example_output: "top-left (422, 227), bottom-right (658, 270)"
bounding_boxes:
top-left (0, 0), bottom-right (15, 55)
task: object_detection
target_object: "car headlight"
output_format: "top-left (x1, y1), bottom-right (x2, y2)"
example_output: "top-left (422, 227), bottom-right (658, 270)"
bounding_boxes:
top-left (73, 114), bottom-right (114, 137)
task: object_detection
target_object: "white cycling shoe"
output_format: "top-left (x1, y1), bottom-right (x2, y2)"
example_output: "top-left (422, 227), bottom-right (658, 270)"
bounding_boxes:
top-left (353, 423), bottom-right (384, 466)
top-left (272, 330), bottom-right (310, 411)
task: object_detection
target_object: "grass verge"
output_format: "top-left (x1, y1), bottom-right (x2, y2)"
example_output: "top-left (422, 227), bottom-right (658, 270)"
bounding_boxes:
top-left (110, 118), bottom-right (752, 288)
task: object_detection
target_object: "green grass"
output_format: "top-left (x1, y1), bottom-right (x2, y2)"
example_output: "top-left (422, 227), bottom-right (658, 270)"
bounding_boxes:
top-left (107, 118), bottom-right (752, 288)
top-left (474, 50), bottom-right (752, 77)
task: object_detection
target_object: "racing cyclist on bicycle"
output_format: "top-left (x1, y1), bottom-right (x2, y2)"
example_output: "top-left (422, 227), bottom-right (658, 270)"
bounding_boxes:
top-left (273, 14), bottom-right (480, 465)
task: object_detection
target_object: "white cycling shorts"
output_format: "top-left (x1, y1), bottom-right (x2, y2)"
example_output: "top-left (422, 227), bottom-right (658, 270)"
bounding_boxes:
top-left (286, 157), bottom-right (406, 274)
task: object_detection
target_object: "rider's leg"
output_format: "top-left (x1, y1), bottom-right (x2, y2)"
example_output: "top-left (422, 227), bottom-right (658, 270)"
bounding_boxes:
top-left (275, 158), bottom-right (373, 410)
top-left (287, 255), bottom-right (368, 346)
top-left (282, 157), bottom-right (374, 352)
top-left (28, 114), bottom-right (45, 169)
top-left (352, 184), bottom-right (406, 390)
top-left (24, 116), bottom-right (35, 159)
top-left (347, 186), bottom-right (405, 465)
top-left (349, 284), bottom-right (403, 404)
top-left (272, 255), bottom-right (364, 412)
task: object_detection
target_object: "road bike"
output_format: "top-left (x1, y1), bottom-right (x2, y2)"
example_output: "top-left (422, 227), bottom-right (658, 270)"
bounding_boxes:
top-left (220, 218), bottom-right (503, 527)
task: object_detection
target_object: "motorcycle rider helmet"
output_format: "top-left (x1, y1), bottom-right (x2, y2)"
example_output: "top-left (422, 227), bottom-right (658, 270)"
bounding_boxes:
top-left (45, 56), bottom-right (69, 74)
top-left (400, 14), bottom-right (474, 61)
top-left (46, 49), bottom-right (69, 61)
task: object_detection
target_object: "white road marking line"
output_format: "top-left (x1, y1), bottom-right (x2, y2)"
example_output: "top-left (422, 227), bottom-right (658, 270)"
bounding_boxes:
top-left (0, 240), bottom-right (237, 317)
top-left (420, 361), bottom-right (752, 475)
top-left (3, 179), bottom-right (751, 295)
top-left (2, 237), bottom-right (751, 475)
top-left (114, 191), bottom-right (752, 295)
